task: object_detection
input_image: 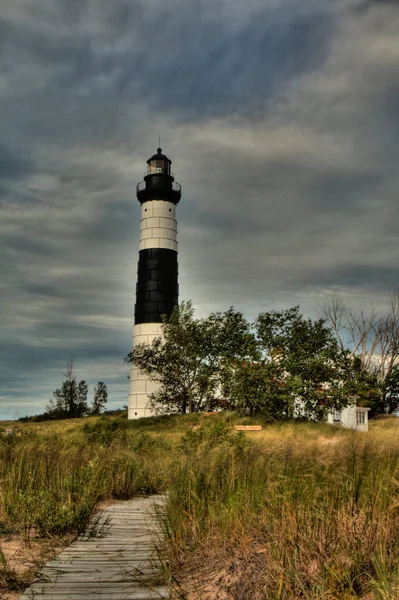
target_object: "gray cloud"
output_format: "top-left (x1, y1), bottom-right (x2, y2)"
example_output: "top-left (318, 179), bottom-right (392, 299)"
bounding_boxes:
top-left (0, 0), bottom-right (398, 418)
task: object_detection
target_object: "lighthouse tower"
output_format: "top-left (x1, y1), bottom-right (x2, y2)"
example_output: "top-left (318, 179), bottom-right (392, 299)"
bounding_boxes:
top-left (128, 148), bottom-right (181, 419)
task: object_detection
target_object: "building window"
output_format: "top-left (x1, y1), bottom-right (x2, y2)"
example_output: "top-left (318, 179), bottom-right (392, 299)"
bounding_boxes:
top-left (356, 411), bottom-right (365, 425)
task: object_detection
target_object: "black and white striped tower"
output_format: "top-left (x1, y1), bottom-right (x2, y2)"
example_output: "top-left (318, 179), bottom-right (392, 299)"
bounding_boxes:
top-left (128, 148), bottom-right (181, 419)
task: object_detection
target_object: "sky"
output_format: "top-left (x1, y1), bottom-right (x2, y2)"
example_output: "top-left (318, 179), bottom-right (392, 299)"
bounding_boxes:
top-left (1, 0), bottom-right (398, 419)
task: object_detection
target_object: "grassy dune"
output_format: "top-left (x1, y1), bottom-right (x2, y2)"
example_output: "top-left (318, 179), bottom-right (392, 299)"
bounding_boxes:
top-left (1, 414), bottom-right (399, 599)
top-left (164, 418), bottom-right (399, 599)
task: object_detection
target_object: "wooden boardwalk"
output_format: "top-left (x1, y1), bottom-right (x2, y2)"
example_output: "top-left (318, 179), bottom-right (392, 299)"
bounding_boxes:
top-left (19, 495), bottom-right (169, 600)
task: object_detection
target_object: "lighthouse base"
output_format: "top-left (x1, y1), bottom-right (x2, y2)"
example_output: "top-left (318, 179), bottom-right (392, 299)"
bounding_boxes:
top-left (128, 406), bottom-right (154, 419)
top-left (128, 323), bottom-right (163, 420)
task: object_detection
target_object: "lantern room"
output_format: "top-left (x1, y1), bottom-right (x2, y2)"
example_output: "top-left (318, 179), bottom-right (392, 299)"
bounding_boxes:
top-left (147, 148), bottom-right (172, 176)
top-left (137, 147), bottom-right (181, 205)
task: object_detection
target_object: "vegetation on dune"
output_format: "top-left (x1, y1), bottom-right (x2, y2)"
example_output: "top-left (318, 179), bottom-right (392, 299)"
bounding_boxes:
top-left (163, 418), bottom-right (399, 599)
top-left (1, 414), bottom-right (399, 598)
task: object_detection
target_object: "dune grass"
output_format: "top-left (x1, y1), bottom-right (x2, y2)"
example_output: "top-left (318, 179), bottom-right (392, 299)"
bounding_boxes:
top-left (160, 417), bottom-right (399, 599)
top-left (0, 418), bottom-right (175, 539)
top-left (1, 414), bottom-right (399, 598)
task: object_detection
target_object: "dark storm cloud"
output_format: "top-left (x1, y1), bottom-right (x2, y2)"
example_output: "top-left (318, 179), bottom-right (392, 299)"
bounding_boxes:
top-left (21, 283), bottom-right (64, 299)
top-left (115, 7), bottom-right (335, 121)
top-left (0, 0), bottom-right (337, 140)
top-left (0, 144), bottom-right (33, 181)
top-left (296, 264), bottom-right (399, 292)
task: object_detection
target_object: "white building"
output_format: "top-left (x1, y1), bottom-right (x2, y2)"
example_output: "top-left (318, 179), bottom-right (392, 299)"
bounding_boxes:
top-left (326, 400), bottom-right (370, 432)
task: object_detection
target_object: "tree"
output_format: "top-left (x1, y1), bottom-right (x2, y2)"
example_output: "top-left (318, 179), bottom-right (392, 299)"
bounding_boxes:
top-left (226, 307), bottom-right (348, 419)
top-left (77, 380), bottom-right (89, 417)
top-left (318, 290), bottom-right (399, 415)
top-left (225, 361), bottom-right (290, 419)
top-left (92, 382), bottom-right (108, 415)
top-left (46, 358), bottom-right (88, 419)
top-left (125, 301), bottom-right (255, 414)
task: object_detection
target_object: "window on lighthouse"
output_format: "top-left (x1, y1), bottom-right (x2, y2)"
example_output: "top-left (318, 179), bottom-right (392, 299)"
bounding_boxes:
top-left (148, 160), bottom-right (170, 175)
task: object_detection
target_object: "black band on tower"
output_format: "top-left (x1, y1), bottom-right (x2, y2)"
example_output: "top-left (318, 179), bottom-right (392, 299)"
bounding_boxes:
top-left (134, 248), bottom-right (178, 324)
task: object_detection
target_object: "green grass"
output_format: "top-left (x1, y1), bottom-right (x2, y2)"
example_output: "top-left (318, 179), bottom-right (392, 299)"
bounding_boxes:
top-left (1, 413), bottom-right (399, 598)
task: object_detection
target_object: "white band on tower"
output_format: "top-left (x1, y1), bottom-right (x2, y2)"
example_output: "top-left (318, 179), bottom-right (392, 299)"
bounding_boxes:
top-left (139, 200), bottom-right (177, 251)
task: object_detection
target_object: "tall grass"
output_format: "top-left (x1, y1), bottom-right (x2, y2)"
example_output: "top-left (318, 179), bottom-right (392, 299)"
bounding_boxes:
top-left (161, 419), bottom-right (399, 599)
top-left (0, 419), bottom-right (174, 541)
top-left (3, 415), bottom-right (399, 598)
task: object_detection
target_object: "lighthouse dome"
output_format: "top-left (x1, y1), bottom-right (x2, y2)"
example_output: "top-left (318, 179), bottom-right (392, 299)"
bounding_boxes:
top-left (147, 148), bottom-right (171, 164)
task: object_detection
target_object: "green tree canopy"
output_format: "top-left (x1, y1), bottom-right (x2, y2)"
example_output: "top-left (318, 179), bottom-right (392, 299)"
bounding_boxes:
top-left (126, 303), bottom-right (361, 420)
top-left (226, 307), bottom-right (350, 419)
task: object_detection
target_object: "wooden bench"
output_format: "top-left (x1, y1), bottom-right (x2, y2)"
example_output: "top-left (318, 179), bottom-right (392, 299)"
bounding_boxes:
top-left (234, 425), bottom-right (262, 431)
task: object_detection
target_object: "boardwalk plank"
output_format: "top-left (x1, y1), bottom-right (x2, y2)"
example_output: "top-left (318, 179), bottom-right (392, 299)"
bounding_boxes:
top-left (23, 592), bottom-right (168, 597)
top-left (38, 572), bottom-right (158, 581)
top-left (19, 495), bottom-right (169, 600)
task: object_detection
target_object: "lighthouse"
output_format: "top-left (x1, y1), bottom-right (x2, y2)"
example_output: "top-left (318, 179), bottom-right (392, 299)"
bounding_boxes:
top-left (128, 148), bottom-right (181, 419)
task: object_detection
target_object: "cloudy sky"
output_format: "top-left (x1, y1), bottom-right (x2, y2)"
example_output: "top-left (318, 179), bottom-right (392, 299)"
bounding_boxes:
top-left (1, 0), bottom-right (398, 419)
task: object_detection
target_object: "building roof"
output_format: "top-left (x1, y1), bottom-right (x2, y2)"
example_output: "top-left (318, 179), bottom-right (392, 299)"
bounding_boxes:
top-left (147, 148), bottom-right (171, 163)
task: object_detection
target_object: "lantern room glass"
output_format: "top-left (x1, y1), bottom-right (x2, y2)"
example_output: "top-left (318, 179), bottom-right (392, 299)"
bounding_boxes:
top-left (148, 159), bottom-right (171, 175)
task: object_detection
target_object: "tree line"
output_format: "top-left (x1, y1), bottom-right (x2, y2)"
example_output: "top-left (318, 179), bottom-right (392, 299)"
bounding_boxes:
top-left (45, 358), bottom-right (108, 419)
top-left (19, 359), bottom-right (108, 422)
top-left (126, 293), bottom-right (399, 419)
